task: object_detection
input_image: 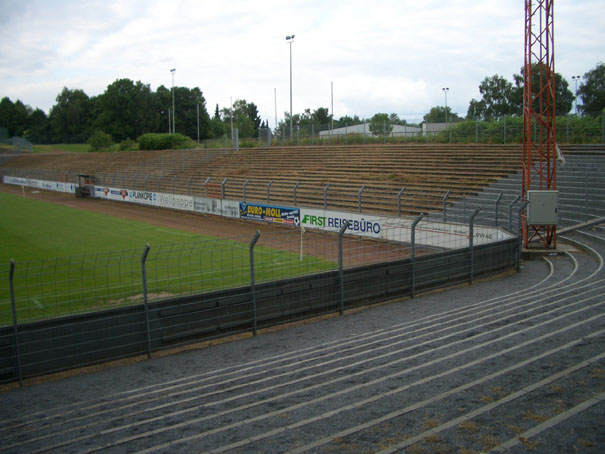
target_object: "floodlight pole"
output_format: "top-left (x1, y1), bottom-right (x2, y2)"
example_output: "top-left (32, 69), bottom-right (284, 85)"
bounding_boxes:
top-left (572, 75), bottom-right (581, 115)
top-left (170, 68), bottom-right (176, 134)
top-left (442, 87), bottom-right (449, 124)
top-left (286, 35), bottom-right (295, 140)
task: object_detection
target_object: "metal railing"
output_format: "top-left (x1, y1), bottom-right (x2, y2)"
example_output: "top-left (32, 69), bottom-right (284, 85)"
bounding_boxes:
top-left (0, 212), bottom-right (521, 385)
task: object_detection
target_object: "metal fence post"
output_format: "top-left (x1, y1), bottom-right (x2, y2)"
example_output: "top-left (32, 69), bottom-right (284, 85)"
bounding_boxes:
top-left (324, 183), bottom-right (331, 210)
top-left (411, 213), bottom-right (424, 298)
top-left (517, 201), bottom-right (529, 272)
top-left (140, 244), bottom-right (152, 359)
top-left (494, 192), bottom-right (503, 227)
top-left (508, 195), bottom-right (520, 232)
top-left (9, 259), bottom-right (23, 386)
top-left (469, 208), bottom-right (481, 285)
top-left (186, 176), bottom-right (192, 195)
top-left (293, 182), bottom-right (300, 206)
top-left (171, 175), bottom-right (177, 194)
top-left (204, 177), bottom-right (211, 197)
top-left (338, 220), bottom-right (350, 315)
top-left (157, 175), bottom-right (162, 192)
top-left (267, 180), bottom-right (273, 204)
top-left (243, 179), bottom-right (249, 202)
top-left (442, 190), bottom-right (451, 222)
top-left (249, 230), bottom-right (261, 335)
top-left (221, 178), bottom-right (227, 200)
top-left (358, 185), bottom-right (365, 213)
top-left (397, 187), bottom-right (405, 217)
top-left (144, 175), bottom-right (149, 191)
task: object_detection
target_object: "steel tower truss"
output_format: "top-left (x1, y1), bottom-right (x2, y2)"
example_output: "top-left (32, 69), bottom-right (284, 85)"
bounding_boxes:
top-left (522, 0), bottom-right (557, 248)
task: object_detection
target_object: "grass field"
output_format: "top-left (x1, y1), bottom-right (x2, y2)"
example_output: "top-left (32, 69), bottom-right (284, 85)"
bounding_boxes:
top-left (32, 143), bottom-right (91, 153)
top-left (0, 192), bottom-right (334, 324)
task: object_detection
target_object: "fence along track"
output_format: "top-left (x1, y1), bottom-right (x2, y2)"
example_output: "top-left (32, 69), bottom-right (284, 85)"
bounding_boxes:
top-left (2, 238), bottom-right (599, 449)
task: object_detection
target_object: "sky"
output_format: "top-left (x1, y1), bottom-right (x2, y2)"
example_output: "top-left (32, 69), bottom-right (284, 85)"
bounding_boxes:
top-left (0, 0), bottom-right (603, 125)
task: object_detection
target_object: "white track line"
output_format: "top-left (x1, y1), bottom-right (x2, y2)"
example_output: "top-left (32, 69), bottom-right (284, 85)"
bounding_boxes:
top-left (90, 304), bottom-right (605, 454)
top-left (13, 280), bottom-right (603, 450)
top-left (489, 391), bottom-right (605, 453)
top-left (373, 352), bottom-right (605, 454)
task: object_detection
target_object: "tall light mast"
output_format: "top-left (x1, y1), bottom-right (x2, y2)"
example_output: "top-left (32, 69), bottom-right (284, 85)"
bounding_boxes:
top-left (522, 0), bottom-right (558, 248)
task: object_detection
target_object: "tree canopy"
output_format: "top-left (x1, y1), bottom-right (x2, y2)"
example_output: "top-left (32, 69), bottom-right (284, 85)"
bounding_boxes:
top-left (577, 62), bottom-right (605, 116)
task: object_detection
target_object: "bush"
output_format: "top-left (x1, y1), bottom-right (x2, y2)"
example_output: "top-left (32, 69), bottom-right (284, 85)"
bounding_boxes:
top-left (87, 130), bottom-right (113, 151)
top-left (137, 133), bottom-right (195, 150)
top-left (119, 138), bottom-right (138, 151)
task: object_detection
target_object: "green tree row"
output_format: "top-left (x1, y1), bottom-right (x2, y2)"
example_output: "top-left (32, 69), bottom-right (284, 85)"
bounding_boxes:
top-left (0, 80), bottom-right (265, 144)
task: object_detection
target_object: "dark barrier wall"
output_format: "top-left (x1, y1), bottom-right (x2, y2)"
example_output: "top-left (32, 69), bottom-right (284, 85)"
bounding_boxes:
top-left (0, 239), bottom-right (518, 382)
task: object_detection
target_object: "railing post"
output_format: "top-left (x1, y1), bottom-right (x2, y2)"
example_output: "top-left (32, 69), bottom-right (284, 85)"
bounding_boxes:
top-left (221, 178), bottom-right (227, 200)
top-left (249, 230), bottom-right (261, 335)
top-left (157, 175), bottom-right (163, 192)
top-left (204, 177), bottom-right (211, 197)
top-left (358, 185), bottom-right (365, 213)
top-left (508, 195), bottom-right (520, 232)
top-left (267, 180), bottom-right (273, 204)
top-left (494, 192), bottom-right (503, 227)
top-left (144, 175), bottom-right (149, 191)
top-left (442, 190), bottom-right (451, 222)
top-left (410, 213), bottom-right (424, 298)
top-left (469, 208), bottom-right (481, 285)
top-left (140, 244), bottom-right (152, 359)
top-left (324, 183), bottom-right (331, 210)
top-left (243, 179), bottom-right (249, 202)
top-left (171, 175), bottom-right (177, 194)
top-left (9, 259), bottom-right (23, 386)
top-left (132, 174), bottom-right (137, 190)
top-left (397, 187), bottom-right (405, 217)
top-left (517, 201), bottom-right (529, 272)
top-left (338, 220), bottom-right (350, 315)
top-left (293, 182), bottom-right (300, 206)
top-left (186, 176), bottom-right (192, 195)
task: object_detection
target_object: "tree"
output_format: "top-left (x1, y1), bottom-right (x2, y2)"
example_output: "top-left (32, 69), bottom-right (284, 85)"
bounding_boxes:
top-left (423, 106), bottom-right (461, 123)
top-left (0, 97), bottom-right (29, 137)
top-left (171, 86), bottom-right (212, 141)
top-left (511, 64), bottom-right (574, 116)
top-left (94, 79), bottom-right (157, 142)
top-left (467, 74), bottom-right (515, 120)
top-left (24, 108), bottom-right (51, 143)
top-left (369, 113), bottom-right (393, 135)
top-left (577, 62), bottom-right (605, 116)
top-left (222, 99), bottom-right (260, 138)
top-left (48, 87), bottom-right (94, 142)
top-left (209, 104), bottom-right (225, 139)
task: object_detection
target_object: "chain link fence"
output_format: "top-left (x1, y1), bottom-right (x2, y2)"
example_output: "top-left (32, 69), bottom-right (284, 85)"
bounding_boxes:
top-left (197, 114), bottom-right (605, 149)
top-left (1, 214), bottom-right (521, 386)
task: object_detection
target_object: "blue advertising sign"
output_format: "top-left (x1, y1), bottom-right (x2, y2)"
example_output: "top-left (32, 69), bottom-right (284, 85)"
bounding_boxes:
top-left (239, 202), bottom-right (300, 226)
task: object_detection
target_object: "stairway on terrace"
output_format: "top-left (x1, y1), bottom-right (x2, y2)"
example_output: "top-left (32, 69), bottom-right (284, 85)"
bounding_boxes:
top-left (430, 145), bottom-right (605, 231)
top-left (0, 144), bottom-right (522, 216)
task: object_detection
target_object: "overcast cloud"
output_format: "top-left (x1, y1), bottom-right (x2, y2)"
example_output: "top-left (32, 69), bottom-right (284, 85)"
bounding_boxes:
top-left (0, 0), bottom-right (603, 124)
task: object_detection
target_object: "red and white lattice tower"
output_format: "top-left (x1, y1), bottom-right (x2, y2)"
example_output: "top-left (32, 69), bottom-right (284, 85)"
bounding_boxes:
top-left (522, 0), bottom-right (557, 248)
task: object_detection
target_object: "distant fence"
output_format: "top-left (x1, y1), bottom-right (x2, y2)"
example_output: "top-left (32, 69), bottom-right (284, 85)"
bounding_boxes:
top-left (199, 115), bottom-right (605, 149)
top-left (0, 220), bottom-right (521, 385)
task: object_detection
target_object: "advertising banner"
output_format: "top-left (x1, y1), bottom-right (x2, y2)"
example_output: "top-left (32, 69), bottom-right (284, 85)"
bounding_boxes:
top-left (239, 202), bottom-right (300, 226)
top-left (94, 186), bottom-right (131, 202)
top-left (193, 197), bottom-right (239, 219)
top-left (300, 208), bottom-right (383, 238)
top-left (4, 176), bottom-right (75, 193)
top-left (157, 193), bottom-right (194, 211)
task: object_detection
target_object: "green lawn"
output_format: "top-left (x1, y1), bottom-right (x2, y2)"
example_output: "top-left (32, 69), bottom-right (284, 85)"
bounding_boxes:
top-left (32, 143), bottom-right (92, 153)
top-left (0, 192), bottom-right (334, 324)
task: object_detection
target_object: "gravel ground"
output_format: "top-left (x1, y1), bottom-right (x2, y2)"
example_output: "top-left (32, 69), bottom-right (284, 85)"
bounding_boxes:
top-left (1, 193), bottom-right (604, 453)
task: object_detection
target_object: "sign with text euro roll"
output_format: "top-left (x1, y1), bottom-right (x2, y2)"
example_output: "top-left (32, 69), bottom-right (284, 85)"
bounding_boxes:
top-left (239, 202), bottom-right (300, 226)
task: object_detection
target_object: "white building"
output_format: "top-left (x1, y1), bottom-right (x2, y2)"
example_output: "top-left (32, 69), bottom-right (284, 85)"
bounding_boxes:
top-left (319, 123), bottom-right (422, 138)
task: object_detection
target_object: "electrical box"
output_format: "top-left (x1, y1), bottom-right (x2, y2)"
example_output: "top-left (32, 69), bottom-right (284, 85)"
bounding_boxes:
top-left (527, 190), bottom-right (559, 225)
